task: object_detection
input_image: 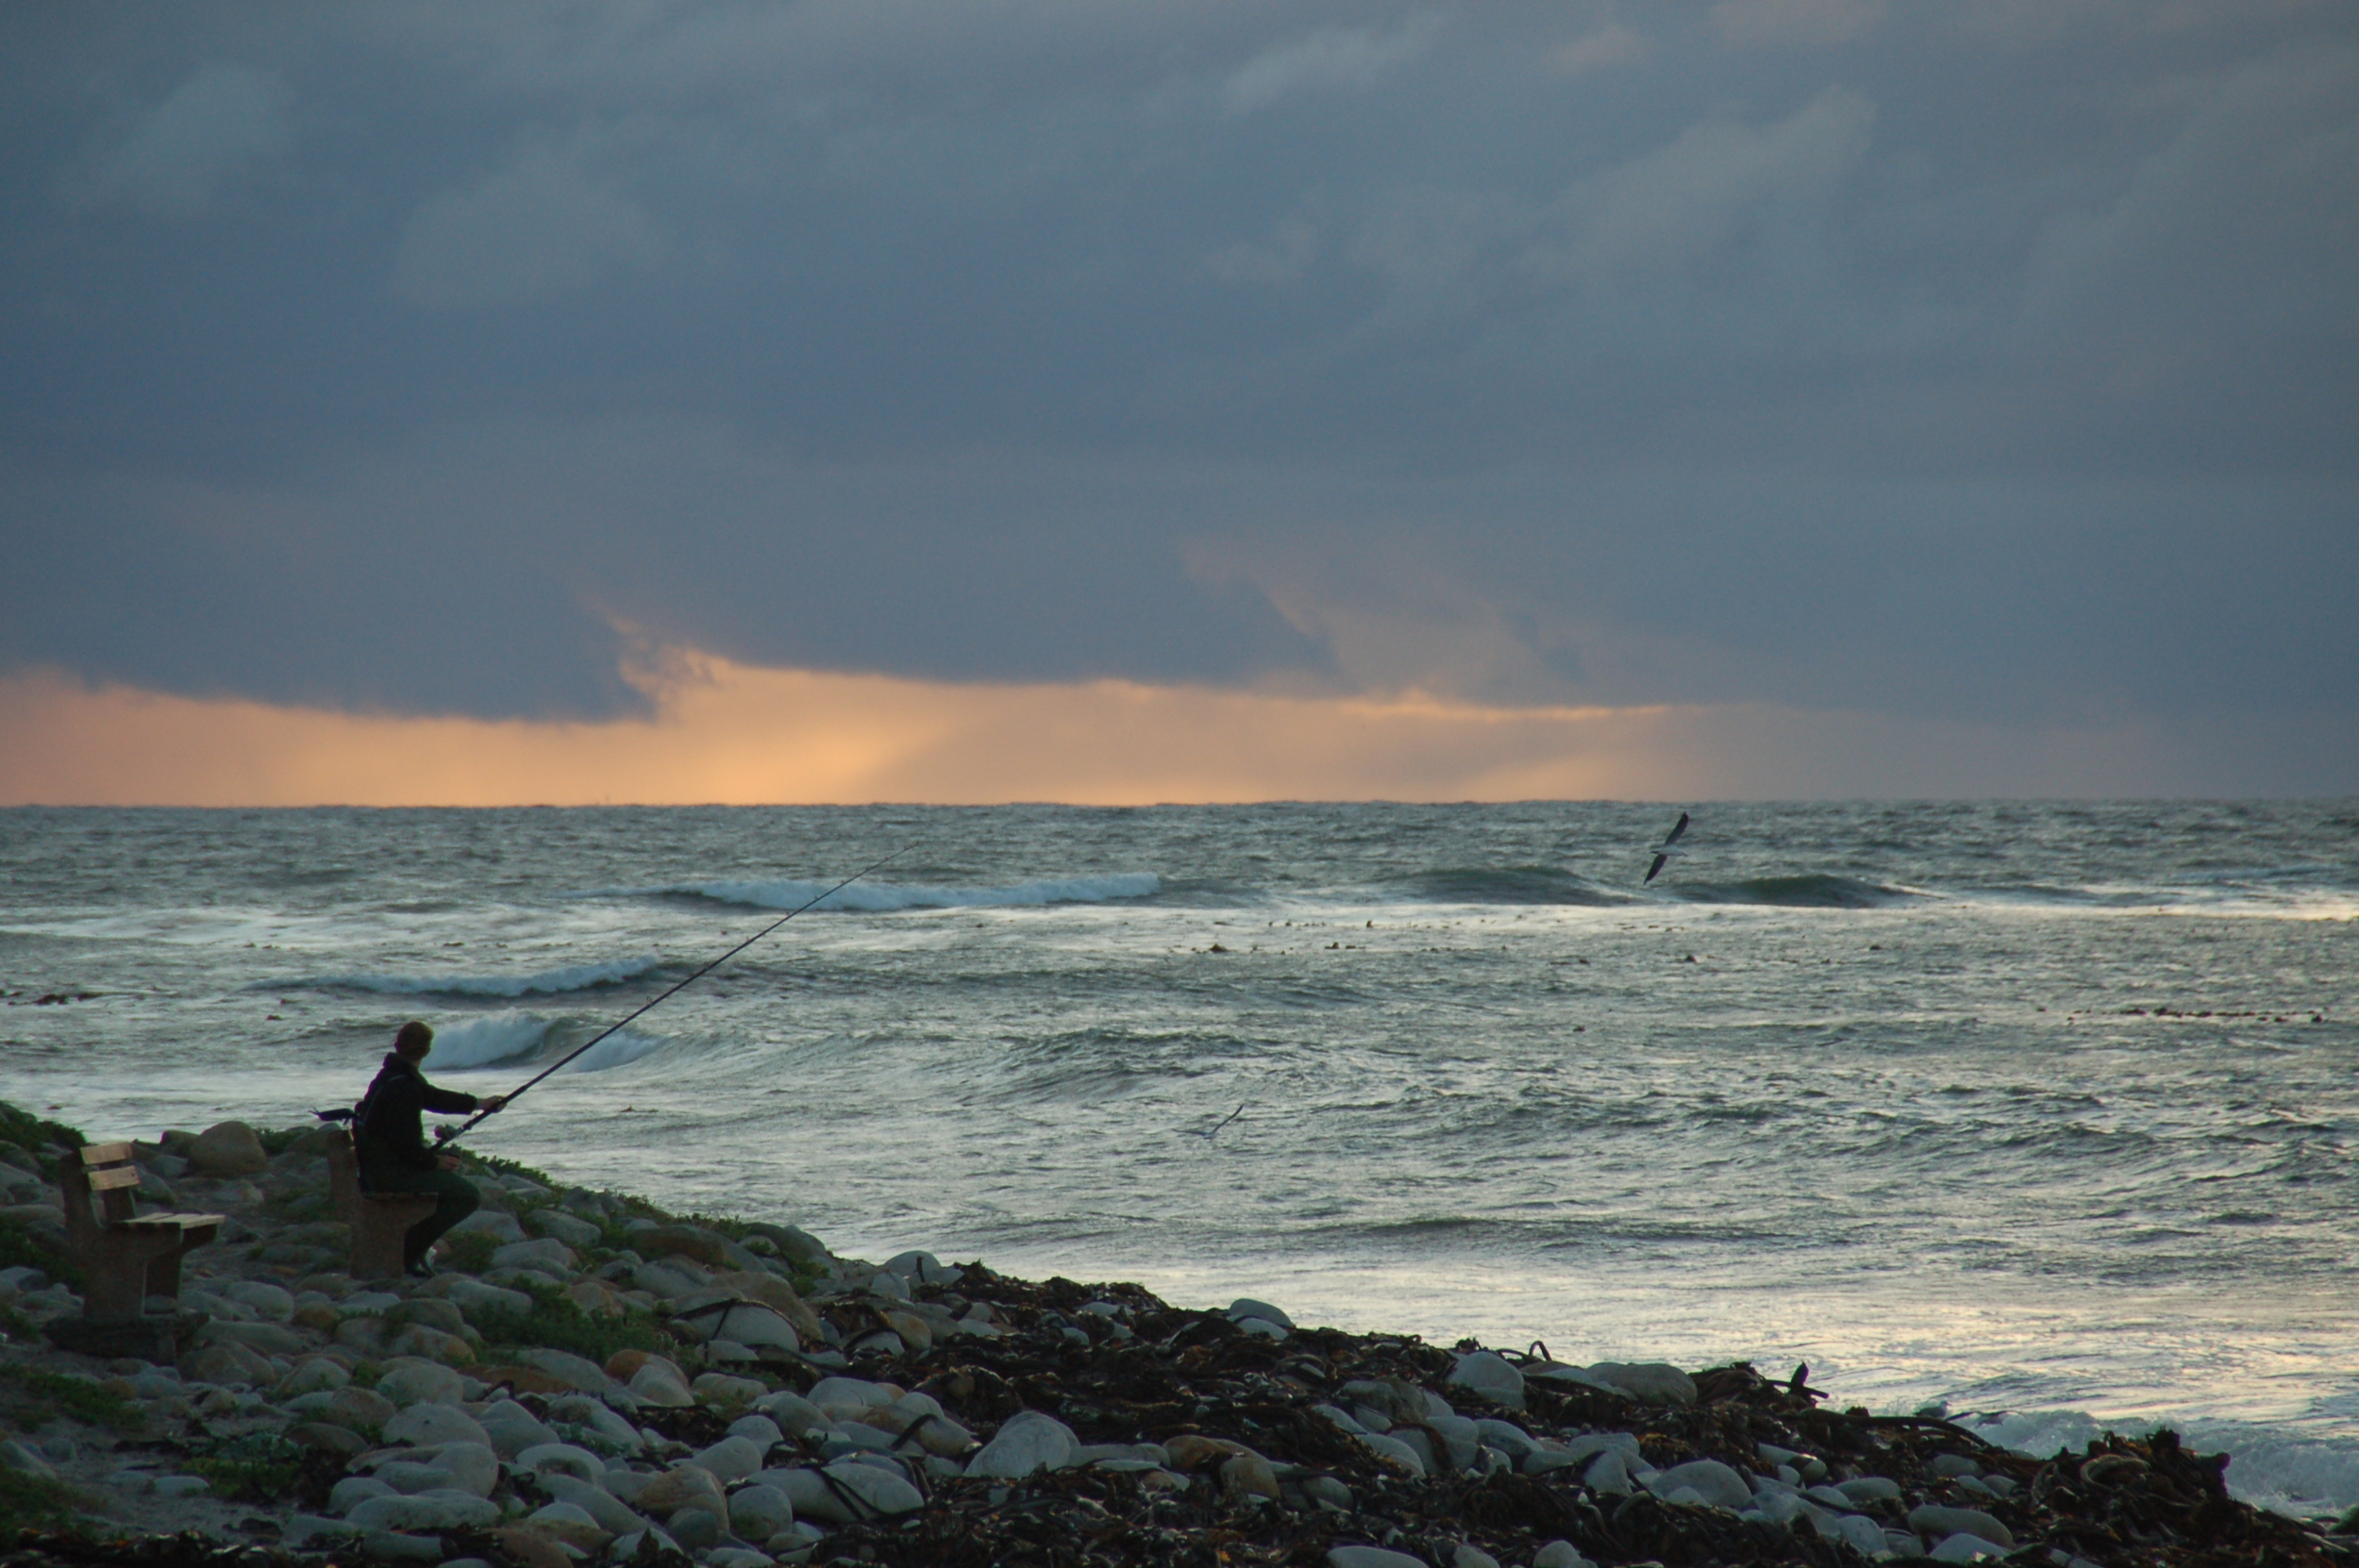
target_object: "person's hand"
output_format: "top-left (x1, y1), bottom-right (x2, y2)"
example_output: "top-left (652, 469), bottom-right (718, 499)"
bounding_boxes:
top-left (482, 1094), bottom-right (510, 1112)
top-left (438, 1153), bottom-right (463, 1171)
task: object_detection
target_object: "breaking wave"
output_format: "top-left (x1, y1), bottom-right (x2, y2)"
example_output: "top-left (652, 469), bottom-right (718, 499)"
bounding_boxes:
top-left (644, 873), bottom-right (1162, 912)
top-left (1962, 1410), bottom-right (2359, 1518)
top-left (1663, 875), bottom-right (1913, 909)
top-left (1398, 866), bottom-right (1634, 906)
top-left (425, 1011), bottom-right (666, 1075)
top-left (287, 955), bottom-right (666, 998)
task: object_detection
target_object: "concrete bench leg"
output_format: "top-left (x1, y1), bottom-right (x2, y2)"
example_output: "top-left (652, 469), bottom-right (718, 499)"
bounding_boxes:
top-left (326, 1126), bottom-right (440, 1279)
top-left (352, 1197), bottom-right (441, 1280)
top-left (80, 1230), bottom-right (187, 1318)
top-left (146, 1224), bottom-right (219, 1304)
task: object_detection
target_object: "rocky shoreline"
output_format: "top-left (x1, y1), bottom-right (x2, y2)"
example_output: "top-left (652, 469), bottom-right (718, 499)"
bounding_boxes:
top-left (2, 1103), bottom-right (2351, 1568)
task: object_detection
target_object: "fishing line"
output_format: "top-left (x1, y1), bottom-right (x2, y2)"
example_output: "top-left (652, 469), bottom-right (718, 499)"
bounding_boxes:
top-left (442, 843), bottom-right (914, 1140)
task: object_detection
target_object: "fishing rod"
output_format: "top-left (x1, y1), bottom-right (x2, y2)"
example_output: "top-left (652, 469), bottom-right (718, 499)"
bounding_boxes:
top-left (1194, 1103), bottom-right (1246, 1140)
top-left (441, 844), bottom-right (913, 1140)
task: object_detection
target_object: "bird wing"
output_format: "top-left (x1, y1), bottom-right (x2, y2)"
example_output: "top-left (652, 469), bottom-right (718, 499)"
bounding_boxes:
top-left (1663, 811), bottom-right (1689, 845)
top-left (1645, 853), bottom-right (1668, 884)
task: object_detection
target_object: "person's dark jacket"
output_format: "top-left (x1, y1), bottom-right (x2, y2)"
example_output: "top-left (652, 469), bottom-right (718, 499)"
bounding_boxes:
top-left (355, 1052), bottom-right (481, 1174)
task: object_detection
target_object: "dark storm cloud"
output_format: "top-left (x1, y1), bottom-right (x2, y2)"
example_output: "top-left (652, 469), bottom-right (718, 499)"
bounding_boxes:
top-left (1, 0), bottom-right (2352, 752)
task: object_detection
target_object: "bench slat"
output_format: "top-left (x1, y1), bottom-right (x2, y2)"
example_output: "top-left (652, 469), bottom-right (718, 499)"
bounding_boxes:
top-left (80, 1142), bottom-right (137, 1164)
top-left (87, 1166), bottom-right (144, 1191)
top-left (120, 1212), bottom-right (226, 1227)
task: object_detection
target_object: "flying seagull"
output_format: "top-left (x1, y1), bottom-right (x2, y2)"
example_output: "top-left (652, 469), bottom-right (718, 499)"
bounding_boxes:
top-left (1644, 811), bottom-right (1690, 884)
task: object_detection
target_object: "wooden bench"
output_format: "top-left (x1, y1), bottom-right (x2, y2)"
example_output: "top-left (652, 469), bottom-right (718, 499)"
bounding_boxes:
top-left (324, 1126), bottom-right (441, 1280)
top-left (56, 1142), bottom-right (224, 1318)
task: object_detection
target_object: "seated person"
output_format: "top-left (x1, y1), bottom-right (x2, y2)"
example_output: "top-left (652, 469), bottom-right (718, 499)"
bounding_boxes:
top-left (354, 1021), bottom-right (507, 1276)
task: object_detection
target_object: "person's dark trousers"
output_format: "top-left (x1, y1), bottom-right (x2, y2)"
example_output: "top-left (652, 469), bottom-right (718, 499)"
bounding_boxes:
top-left (358, 1164), bottom-right (480, 1268)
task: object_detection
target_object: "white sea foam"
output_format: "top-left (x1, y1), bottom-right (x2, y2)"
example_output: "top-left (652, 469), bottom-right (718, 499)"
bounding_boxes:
top-left (424, 1011), bottom-right (668, 1075)
top-left (560, 1026), bottom-right (669, 1074)
top-left (646, 873), bottom-right (1161, 911)
top-left (295, 954), bottom-right (663, 998)
top-left (422, 1012), bottom-right (554, 1069)
top-left (1963, 1410), bottom-right (2359, 1517)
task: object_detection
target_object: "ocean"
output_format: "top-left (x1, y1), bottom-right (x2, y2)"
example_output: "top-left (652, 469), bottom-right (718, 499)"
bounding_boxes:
top-left (3, 801), bottom-right (2354, 1515)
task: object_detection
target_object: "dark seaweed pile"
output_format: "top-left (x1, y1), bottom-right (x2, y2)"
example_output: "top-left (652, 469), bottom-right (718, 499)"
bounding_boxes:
top-left (773, 1265), bottom-right (2351, 1567)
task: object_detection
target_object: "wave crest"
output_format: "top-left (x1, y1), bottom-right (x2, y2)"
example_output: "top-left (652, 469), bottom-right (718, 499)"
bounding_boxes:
top-left (1400, 866), bottom-right (1633, 906)
top-left (644, 873), bottom-right (1161, 912)
top-left (1665, 874), bottom-right (1912, 909)
top-left (290, 955), bottom-right (665, 998)
top-left (426, 1011), bottom-right (666, 1075)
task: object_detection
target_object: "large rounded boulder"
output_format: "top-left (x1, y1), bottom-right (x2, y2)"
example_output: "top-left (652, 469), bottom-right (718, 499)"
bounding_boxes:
top-left (189, 1121), bottom-right (268, 1176)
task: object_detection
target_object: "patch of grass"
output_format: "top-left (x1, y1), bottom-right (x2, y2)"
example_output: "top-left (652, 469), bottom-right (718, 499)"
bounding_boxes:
top-left (0, 1100), bottom-right (84, 1177)
top-left (0, 1466), bottom-right (96, 1533)
top-left (346, 1360), bottom-right (383, 1389)
top-left (0, 1304), bottom-right (37, 1344)
top-left (254, 1126), bottom-right (312, 1157)
top-left (0, 1100), bottom-right (85, 1155)
top-left (473, 1152), bottom-right (563, 1191)
top-left (187, 1431), bottom-right (307, 1501)
top-left (0, 1216), bottom-right (80, 1290)
top-left (441, 1228), bottom-right (500, 1275)
top-left (569, 1211), bottom-right (641, 1256)
top-left (471, 1280), bottom-right (678, 1367)
top-left (0, 1364), bottom-right (142, 1432)
top-left (678, 1210), bottom-right (755, 1242)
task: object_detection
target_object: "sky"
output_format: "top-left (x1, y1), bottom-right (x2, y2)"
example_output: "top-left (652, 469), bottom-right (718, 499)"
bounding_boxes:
top-left (2, 0), bottom-right (2353, 803)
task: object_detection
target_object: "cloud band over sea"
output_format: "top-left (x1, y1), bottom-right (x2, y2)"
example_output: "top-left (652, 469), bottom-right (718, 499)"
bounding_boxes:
top-left (3, 650), bottom-right (2342, 806)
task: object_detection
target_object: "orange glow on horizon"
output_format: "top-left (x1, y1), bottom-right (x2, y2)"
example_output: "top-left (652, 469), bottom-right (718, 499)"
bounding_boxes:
top-left (0, 652), bottom-right (2235, 805)
top-left (2, 654), bottom-right (1722, 806)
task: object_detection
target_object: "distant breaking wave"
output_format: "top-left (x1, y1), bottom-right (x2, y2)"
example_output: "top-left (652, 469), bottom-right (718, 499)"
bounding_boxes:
top-left (426, 1011), bottom-right (665, 1075)
top-left (286, 954), bottom-right (666, 998)
top-left (1394, 866), bottom-right (1907, 909)
top-left (1665, 875), bottom-right (1913, 909)
top-left (1963, 1410), bottom-right (2359, 1520)
top-left (1399, 866), bottom-right (1634, 906)
top-left (641, 873), bottom-right (1162, 912)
